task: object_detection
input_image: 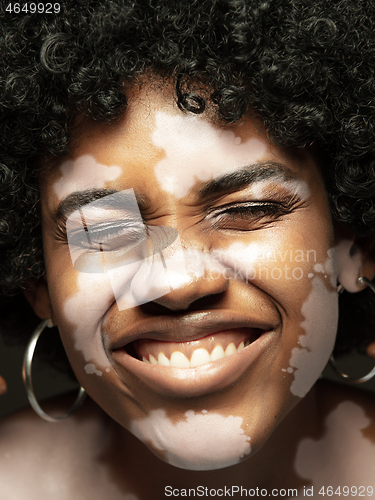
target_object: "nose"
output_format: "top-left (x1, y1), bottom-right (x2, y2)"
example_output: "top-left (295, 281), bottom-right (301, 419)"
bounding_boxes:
top-left (130, 241), bottom-right (230, 311)
top-left (152, 255), bottom-right (230, 311)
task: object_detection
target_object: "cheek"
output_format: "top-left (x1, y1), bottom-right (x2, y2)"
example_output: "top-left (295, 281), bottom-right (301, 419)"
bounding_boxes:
top-left (130, 409), bottom-right (251, 471)
top-left (214, 237), bottom-right (338, 397)
top-left (52, 270), bottom-right (115, 375)
top-left (284, 276), bottom-right (338, 398)
top-left (211, 234), bottom-right (321, 303)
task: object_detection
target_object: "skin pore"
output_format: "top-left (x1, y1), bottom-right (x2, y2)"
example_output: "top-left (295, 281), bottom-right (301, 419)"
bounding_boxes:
top-left (3, 79), bottom-right (375, 498)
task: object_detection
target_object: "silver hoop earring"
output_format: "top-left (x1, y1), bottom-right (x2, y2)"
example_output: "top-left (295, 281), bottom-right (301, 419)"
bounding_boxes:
top-left (22, 319), bottom-right (86, 422)
top-left (330, 276), bottom-right (375, 384)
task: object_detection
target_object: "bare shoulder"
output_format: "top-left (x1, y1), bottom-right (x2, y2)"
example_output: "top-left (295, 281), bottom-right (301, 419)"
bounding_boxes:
top-left (0, 394), bottom-right (111, 499)
top-left (0, 393), bottom-right (107, 453)
top-left (317, 379), bottom-right (375, 429)
top-left (297, 380), bottom-right (375, 487)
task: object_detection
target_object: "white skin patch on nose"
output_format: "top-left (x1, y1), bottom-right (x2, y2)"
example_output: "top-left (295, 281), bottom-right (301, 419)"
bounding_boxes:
top-left (53, 154), bottom-right (121, 200)
top-left (285, 276), bottom-right (338, 398)
top-left (130, 409), bottom-right (251, 471)
top-left (152, 112), bottom-right (268, 198)
top-left (294, 401), bottom-right (375, 485)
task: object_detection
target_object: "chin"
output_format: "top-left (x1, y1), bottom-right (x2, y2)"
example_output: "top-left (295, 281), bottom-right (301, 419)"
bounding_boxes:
top-left (129, 408), bottom-right (252, 471)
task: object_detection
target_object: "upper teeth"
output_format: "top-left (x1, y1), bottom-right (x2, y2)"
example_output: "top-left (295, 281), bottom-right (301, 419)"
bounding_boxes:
top-left (142, 341), bottom-right (246, 368)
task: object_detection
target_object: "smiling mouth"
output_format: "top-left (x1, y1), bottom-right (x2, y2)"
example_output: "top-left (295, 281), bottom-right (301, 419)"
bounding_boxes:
top-left (109, 310), bottom-right (278, 397)
top-left (126, 328), bottom-right (262, 368)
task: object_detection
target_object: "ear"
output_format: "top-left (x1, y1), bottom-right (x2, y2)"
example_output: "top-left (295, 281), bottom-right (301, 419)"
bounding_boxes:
top-left (23, 277), bottom-right (55, 324)
top-left (367, 342), bottom-right (375, 359)
top-left (335, 228), bottom-right (375, 293)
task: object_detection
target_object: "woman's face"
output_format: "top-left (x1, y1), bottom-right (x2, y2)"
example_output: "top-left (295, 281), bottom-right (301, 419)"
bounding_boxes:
top-left (39, 82), bottom-right (342, 470)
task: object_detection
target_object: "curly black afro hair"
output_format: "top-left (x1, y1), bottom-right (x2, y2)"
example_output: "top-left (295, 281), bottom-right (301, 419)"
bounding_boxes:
top-left (1, 0), bottom-right (375, 373)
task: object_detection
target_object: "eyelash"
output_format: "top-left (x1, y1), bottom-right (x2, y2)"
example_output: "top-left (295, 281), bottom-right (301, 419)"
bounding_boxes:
top-left (207, 200), bottom-right (295, 230)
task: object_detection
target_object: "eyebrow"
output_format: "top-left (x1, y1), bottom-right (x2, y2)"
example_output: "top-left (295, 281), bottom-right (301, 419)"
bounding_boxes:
top-left (53, 161), bottom-right (297, 223)
top-left (196, 161), bottom-right (298, 203)
top-left (54, 188), bottom-right (150, 223)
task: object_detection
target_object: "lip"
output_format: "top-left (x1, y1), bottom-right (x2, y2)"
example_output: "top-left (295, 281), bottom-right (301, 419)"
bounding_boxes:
top-left (109, 310), bottom-right (276, 348)
top-left (108, 309), bottom-right (279, 398)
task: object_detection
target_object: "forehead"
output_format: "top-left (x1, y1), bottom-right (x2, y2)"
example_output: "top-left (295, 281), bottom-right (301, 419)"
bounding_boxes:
top-left (40, 82), bottom-right (321, 209)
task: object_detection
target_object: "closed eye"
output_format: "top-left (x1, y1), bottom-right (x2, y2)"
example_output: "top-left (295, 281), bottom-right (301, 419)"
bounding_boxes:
top-left (207, 201), bottom-right (295, 231)
top-left (67, 221), bottom-right (147, 252)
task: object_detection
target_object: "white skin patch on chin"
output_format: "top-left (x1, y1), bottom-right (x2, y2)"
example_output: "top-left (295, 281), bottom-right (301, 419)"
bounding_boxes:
top-left (130, 409), bottom-right (251, 471)
top-left (295, 401), bottom-right (375, 485)
top-left (286, 276), bottom-right (338, 398)
top-left (53, 154), bottom-right (121, 200)
top-left (152, 112), bottom-right (267, 199)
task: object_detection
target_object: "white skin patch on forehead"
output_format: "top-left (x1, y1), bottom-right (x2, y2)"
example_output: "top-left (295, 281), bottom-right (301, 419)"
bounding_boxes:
top-left (152, 112), bottom-right (268, 198)
top-left (130, 409), bottom-right (251, 471)
top-left (295, 401), bottom-right (375, 485)
top-left (285, 276), bottom-right (338, 398)
top-left (53, 154), bottom-right (121, 200)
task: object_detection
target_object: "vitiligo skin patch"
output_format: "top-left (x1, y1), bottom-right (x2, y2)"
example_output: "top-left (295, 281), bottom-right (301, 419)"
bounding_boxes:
top-left (62, 271), bottom-right (113, 374)
top-left (130, 409), bottom-right (251, 470)
top-left (295, 401), bottom-right (375, 485)
top-left (286, 276), bottom-right (338, 398)
top-left (153, 112), bottom-right (268, 199)
top-left (54, 154), bottom-right (121, 200)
